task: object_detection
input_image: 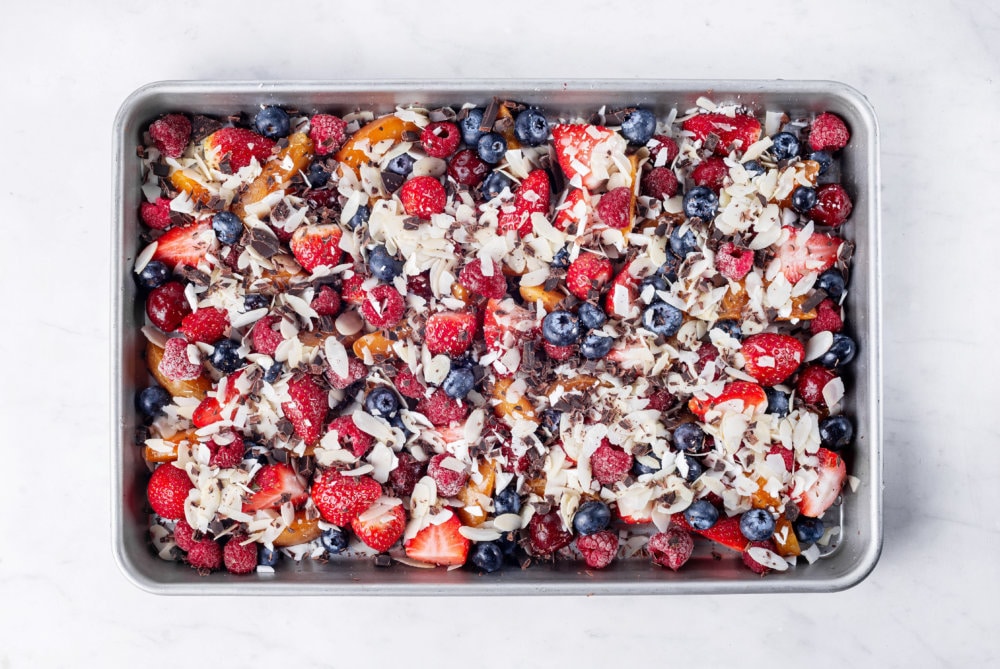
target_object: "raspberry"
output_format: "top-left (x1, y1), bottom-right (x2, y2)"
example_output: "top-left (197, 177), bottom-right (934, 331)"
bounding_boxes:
top-left (691, 156), bottom-right (729, 193)
top-left (566, 252), bottom-right (613, 301)
top-left (407, 272), bottom-right (433, 299)
top-left (187, 538), bottom-right (223, 571)
top-left (399, 176), bottom-right (447, 219)
top-left (648, 528), bottom-right (694, 570)
top-left (223, 535), bottom-right (258, 574)
top-left (140, 198), bottom-right (173, 230)
top-left (208, 432), bottom-right (244, 468)
top-left (796, 365), bottom-right (837, 406)
top-left (641, 167), bottom-right (679, 200)
top-left (251, 315), bottom-right (283, 356)
top-left (179, 307), bottom-right (229, 344)
top-left (458, 259), bottom-right (506, 299)
top-left (499, 439), bottom-right (535, 476)
top-left (157, 337), bottom-right (202, 381)
top-left (576, 530), bottom-right (618, 569)
top-left (649, 134), bottom-right (679, 164)
top-left (361, 284), bottom-right (405, 328)
top-left (310, 285), bottom-right (341, 316)
top-left (590, 440), bottom-right (632, 485)
top-left (696, 342), bottom-right (721, 381)
top-left (427, 452), bottom-right (470, 497)
top-left (446, 149), bottom-right (489, 186)
top-left (394, 365), bottom-right (426, 399)
top-left (810, 184), bottom-right (853, 228)
top-left (810, 299), bottom-right (844, 334)
top-left (644, 389), bottom-right (675, 411)
top-left (714, 242), bottom-right (754, 281)
top-left (808, 113), bottom-right (850, 152)
top-left (742, 540), bottom-right (778, 574)
top-left (596, 187), bottom-right (632, 229)
top-left (421, 121), bottom-right (461, 158)
top-left (327, 415), bottom-right (373, 457)
top-left (326, 356), bottom-right (367, 390)
top-left (173, 519), bottom-right (196, 551)
top-left (149, 113), bottom-right (191, 158)
top-left (309, 114), bottom-right (348, 156)
top-left (389, 452), bottom-right (426, 496)
top-left (528, 510), bottom-right (573, 556)
top-left (543, 341), bottom-right (573, 361)
top-left (416, 388), bottom-right (468, 426)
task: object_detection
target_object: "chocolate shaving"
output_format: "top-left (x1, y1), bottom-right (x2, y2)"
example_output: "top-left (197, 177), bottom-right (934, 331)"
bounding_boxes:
top-left (543, 276), bottom-right (560, 292)
top-left (429, 107), bottom-right (457, 122)
top-left (481, 97), bottom-right (500, 132)
top-left (381, 170), bottom-right (405, 194)
top-left (248, 226), bottom-right (281, 258)
top-left (402, 216), bottom-right (422, 231)
top-left (374, 554), bottom-right (393, 568)
top-left (271, 200), bottom-right (291, 223)
top-left (801, 289), bottom-right (828, 313)
top-left (190, 115), bottom-right (223, 143)
top-left (604, 107), bottom-right (635, 126)
top-left (401, 130), bottom-right (421, 142)
top-left (176, 265), bottom-right (211, 286)
top-left (710, 274), bottom-right (729, 288)
top-left (151, 162), bottom-right (170, 177)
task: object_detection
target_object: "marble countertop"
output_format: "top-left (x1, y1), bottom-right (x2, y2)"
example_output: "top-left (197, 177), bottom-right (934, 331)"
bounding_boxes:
top-left (2, 0), bottom-right (997, 665)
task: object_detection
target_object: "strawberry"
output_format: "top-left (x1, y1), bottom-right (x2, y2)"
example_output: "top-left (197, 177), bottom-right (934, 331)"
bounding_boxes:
top-left (251, 315), bottom-right (283, 356)
top-left (140, 197), bottom-right (173, 230)
top-left (591, 439), bottom-right (632, 485)
top-left (603, 261), bottom-right (639, 319)
top-left (157, 337), bottom-right (201, 381)
top-left (361, 284), bottom-right (405, 328)
top-left (497, 169), bottom-right (550, 236)
top-left (566, 252), bottom-right (613, 300)
top-left (281, 375), bottom-right (329, 444)
top-left (688, 381), bottom-right (767, 419)
top-left (427, 452), bottom-right (470, 497)
top-left (290, 223), bottom-right (343, 273)
top-left (179, 307), bottom-right (229, 343)
top-left (310, 285), bottom-right (342, 316)
top-left (388, 452), bottom-right (427, 496)
top-left (777, 225), bottom-right (843, 283)
top-left (352, 503), bottom-right (407, 552)
top-left (576, 530), bottom-right (618, 569)
top-left (810, 184), bottom-right (853, 228)
top-left (341, 273), bottom-right (368, 305)
top-left (309, 114), bottom-right (348, 155)
top-left (152, 221), bottom-right (215, 270)
top-left (326, 355), bottom-right (367, 390)
top-left (641, 167), bottom-right (679, 200)
top-left (681, 112), bottom-right (762, 156)
top-left (595, 186), bottom-right (632, 230)
top-left (551, 124), bottom-right (624, 190)
top-left (223, 534), bottom-right (257, 574)
top-left (740, 333), bottom-right (805, 386)
top-left (173, 519), bottom-right (196, 551)
top-left (404, 512), bottom-right (470, 566)
top-left (192, 397), bottom-right (223, 428)
top-left (796, 365), bottom-right (837, 406)
top-left (327, 415), bottom-right (373, 458)
top-left (648, 528), bottom-right (694, 571)
top-left (311, 470), bottom-right (381, 525)
top-left (811, 299), bottom-right (844, 334)
top-left (808, 112), bottom-right (850, 152)
top-left (208, 432), bottom-right (244, 468)
top-left (553, 187), bottom-right (590, 232)
top-left (691, 156), bottom-right (729, 192)
top-left (795, 447), bottom-right (847, 517)
top-left (203, 127), bottom-right (275, 171)
top-left (146, 463), bottom-right (193, 520)
top-left (528, 510), bottom-right (573, 556)
top-left (187, 539), bottom-right (223, 571)
top-left (399, 175), bottom-right (447, 219)
top-left (696, 342), bottom-right (721, 381)
top-left (416, 388), bottom-right (468, 427)
top-left (687, 513), bottom-right (749, 552)
top-left (242, 463), bottom-right (308, 512)
top-left (714, 242), bottom-right (754, 281)
top-left (483, 298), bottom-right (537, 354)
top-left (146, 281), bottom-right (192, 332)
top-left (458, 259), bottom-right (506, 300)
top-left (425, 311), bottom-right (477, 357)
top-left (149, 114), bottom-right (191, 158)
top-left (543, 341), bottom-right (573, 361)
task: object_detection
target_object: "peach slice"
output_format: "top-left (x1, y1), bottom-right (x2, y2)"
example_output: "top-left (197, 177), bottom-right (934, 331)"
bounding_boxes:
top-left (519, 284), bottom-right (564, 312)
top-left (335, 116), bottom-right (420, 173)
top-left (456, 460), bottom-right (497, 527)
top-left (492, 377), bottom-right (536, 422)
top-left (272, 511), bottom-right (323, 547)
top-left (352, 331), bottom-right (397, 362)
top-left (169, 170), bottom-right (212, 205)
top-left (142, 429), bottom-right (198, 464)
top-left (235, 132), bottom-right (314, 218)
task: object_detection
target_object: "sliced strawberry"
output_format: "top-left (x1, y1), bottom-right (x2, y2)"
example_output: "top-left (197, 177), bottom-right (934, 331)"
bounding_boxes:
top-left (553, 187), bottom-right (590, 232)
top-left (741, 333), bottom-right (805, 386)
top-left (551, 124), bottom-right (626, 190)
top-left (341, 273), bottom-right (368, 305)
top-left (682, 112), bottom-right (762, 156)
top-left (404, 511), bottom-right (470, 566)
top-left (566, 252), bottom-right (613, 301)
top-left (497, 169), bottom-right (550, 236)
top-left (777, 225), bottom-right (842, 283)
top-left (327, 415), bottom-right (373, 457)
top-left (204, 127), bottom-right (276, 171)
top-left (179, 307), bottom-right (229, 343)
top-left (192, 397), bottom-right (223, 428)
top-left (147, 463), bottom-right (193, 520)
top-left (482, 298), bottom-right (537, 365)
top-left (425, 311), bottom-right (478, 357)
top-left (603, 261), bottom-right (639, 319)
top-left (281, 375), bottom-right (328, 444)
top-left (679, 513), bottom-right (749, 553)
top-left (543, 341), bottom-right (573, 361)
top-left (311, 470), bottom-right (381, 525)
top-left (242, 462), bottom-right (307, 512)
top-left (688, 381), bottom-right (767, 419)
top-left (795, 448), bottom-right (846, 517)
top-left (152, 221), bottom-right (215, 269)
top-left (290, 223), bottom-right (343, 273)
top-left (351, 502), bottom-right (406, 552)
top-left (458, 258), bottom-right (506, 299)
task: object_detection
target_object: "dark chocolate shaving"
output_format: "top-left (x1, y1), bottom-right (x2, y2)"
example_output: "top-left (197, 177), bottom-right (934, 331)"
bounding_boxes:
top-left (801, 289), bottom-right (828, 313)
top-left (381, 170), bottom-right (405, 194)
top-left (248, 226), bottom-right (281, 258)
top-left (481, 97), bottom-right (500, 132)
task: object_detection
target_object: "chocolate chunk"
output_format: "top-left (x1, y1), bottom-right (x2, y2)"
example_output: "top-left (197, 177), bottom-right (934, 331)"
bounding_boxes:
top-left (604, 107), bottom-right (635, 126)
top-left (248, 226), bottom-right (281, 258)
top-left (176, 265), bottom-right (211, 286)
top-left (481, 97), bottom-right (500, 132)
top-left (710, 274), bottom-right (729, 288)
top-left (271, 200), bottom-right (291, 223)
top-left (151, 162), bottom-right (170, 177)
top-left (429, 107), bottom-right (457, 122)
top-left (374, 554), bottom-right (393, 568)
top-left (401, 130), bottom-right (421, 142)
top-left (381, 170), bottom-right (405, 194)
top-left (801, 288), bottom-right (828, 313)
top-left (191, 114), bottom-right (223, 143)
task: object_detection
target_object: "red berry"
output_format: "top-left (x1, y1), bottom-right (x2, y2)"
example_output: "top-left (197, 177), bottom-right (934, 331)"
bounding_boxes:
top-left (179, 307), bottom-right (229, 344)
top-left (187, 538), bottom-right (222, 571)
top-left (447, 149), bottom-right (489, 186)
top-left (281, 375), bottom-right (329, 444)
top-left (421, 121), bottom-right (461, 158)
top-left (251, 315), bottom-right (283, 356)
top-left (309, 114), bottom-right (348, 155)
top-left (768, 444), bottom-right (795, 472)
top-left (290, 224), bottom-right (343, 273)
top-left (311, 285), bottom-right (342, 316)
top-left (157, 337), bottom-right (201, 381)
top-left (326, 356), bottom-right (367, 390)
top-left (152, 221), bottom-right (215, 270)
top-left (311, 470), bottom-right (381, 526)
top-left (648, 528), bottom-right (694, 570)
top-left (696, 342), bottom-right (721, 381)
top-left (591, 440), bottom-right (632, 485)
top-left (149, 114), bottom-right (191, 158)
top-left (714, 242), bottom-right (754, 281)
top-left (399, 176), bottom-right (447, 219)
top-left (389, 452), bottom-right (427, 496)
top-left (596, 187), bottom-right (632, 229)
top-left (426, 453), bottom-right (470, 497)
top-left (808, 113), bottom-right (850, 152)
top-left (741, 333), bottom-right (805, 386)
top-left (416, 388), bottom-right (468, 426)
top-left (566, 252), bottom-right (613, 300)
top-left (404, 511), bottom-right (470, 566)
top-left (682, 113), bottom-right (762, 156)
top-left (192, 397), bottom-right (223, 428)
top-left (341, 273), bottom-right (368, 305)
top-left (641, 167), bottom-right (679, 200)
top-left (208, 432), bottom-right (244, 468)
top-left (146, 281), bottom-right (191, 332)
top-left (576, 530), bottom-right (618, 569)
top-left (644, 389), bottom-right (675, 411)
top-left (742, 540), bottom-right (778, 574)
top-left (173, 519), bottom-right (196, 551)
top-left (543, 341), bottom-right (573, 361)
top-left (811, 298), bottom-right (844, 334)
top-left (407, 272), bottom-right (433, 299)
top-left (223, 535), bottom-right (257, 574)
top-left (361, 284), bottom-right (405, 328)
top-left (810, 184), bottom-right (853, 228)
top-left (528, 510), bottom-right (573, 556)
top-left (147, 464), bottom-right (193, 520)
top-left (327, 415), bottom-right (373, 458)
top-left (424, 311), bottom-right (477, 357)
top-left (497, 169), bottom-right (550, 236)
top-left (692, 156), bottom-right (729, 192)
top-left (797, 365), bottom-right (837, 407)
top-left (205, 128), bottom-right (275, 171)
top-left (242, 462), bottom-right (308, 512)
top-left (352, 503), bottom-right (407, 552)
top-left (394, 365), bottom-right (427, 399)
top-left (777, 225), bottom-right (843, 283)
top-left (648, 134), bottom-right (679, 165)
top-left (458, 259), bottom-right (506, 299)
top-left (140, 198), bottom-right (173, 230)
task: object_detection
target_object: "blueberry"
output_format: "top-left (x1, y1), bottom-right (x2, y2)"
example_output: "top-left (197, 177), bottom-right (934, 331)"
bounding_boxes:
top-left (469, 541), bottom-right (504, 573)
top-left (212, 211), bottom-right (243, 246)
top-left (817, 333), bottom-right (857, 369)
top-left (514, 108), bottom-right (549, 147)
top-left (136, 260), bottom-right (171, 290)
top-left (809, 150), bottom-right (833, 175)
top-left (791, 186), bottom-right (817, 213)
top-left (386, 153), bottom-right (415, 176)
top-left (307, 162), bottom-right (331, 188)
top-left (682, 455), bottom-right (703, 483)
top-left (476, 132), bottom-right (507, 165)
top-left (770, 132), bottom-right (801, 161)
top-left (244, 294), bottom-right (269, 311)
top-left (764, 387), bottom-right (790, 417)
top-left (642, 302), bottom-right (683, 338)
top-left (669, 226), bottom-right (698, 256)
top-left (793, 517), bottom-right (826, 544)
top-left (632, 454), bottom-right (660, 476)
top-left (743, 160), bottom-right (765, 176)
top-left (816, 270), bottom-right (846, 302)
top-left (258, 546), bottom-right (280, 567)
top-left (368, 244), bottom-right (403, 282)
top-left (682, 186), bottom-right (718, 220)
top-left (137, 385), bottom-right (172, 417)
top-left (481, 171), bottom-right (513, 199)
top-left (365, 386), bottom-right (399, 417)
top-left (577, 302), bottom-right (607, 330)
top-left (540, 409), bottom-right (562, 439)
top-left (570, 501), bottom-right (610, 537)
top-left (740, 508), bottom-right (776, 541)
top-left (550, 245), bottom-right (571, 270)
top-left (673, 423), bottom-right (704, 452)
top-left (460, 108), bottom-right (486, 146)
top-left (684, 499), bottom-right (719, 530)
top-left (263, 362), bottom-right (282, 383)
top-left (579, 332), bottom-right (613, 359)
top-left (819, 415), bottom-right (853, 451)
top-left (639, 274), bottom-right (668, 301)
top-left (443, 366), bottom-right (476, 399)
top-left (542, 310), bottom-right (580, 346)
top-left (347, 205), bottom-right (371, 231)
top-left (620, 108), bottom-right (656, 145)
top-left (712, 319), bottom-right (742, 340)
top-left (254, 106), bottom-right (290, 139)
top-left (389, 413), bottom-right (413, 440)
top-left (320, 527), bottom-right (349, 554)
top-left (494, 487), bottom-right (521, 515)
top-left (661, 254), bottom-right (681, 283)
top-left (495, 531), bottom-right (521, 559)
top-left (209, 339), bottom-right (243, 374)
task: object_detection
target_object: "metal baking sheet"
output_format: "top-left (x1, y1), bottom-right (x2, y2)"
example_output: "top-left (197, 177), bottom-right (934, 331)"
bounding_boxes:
top-left (111, 80), bottom-right (882, 594)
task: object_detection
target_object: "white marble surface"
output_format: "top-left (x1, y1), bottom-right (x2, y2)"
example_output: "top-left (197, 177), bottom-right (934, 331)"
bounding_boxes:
top-left (1, 0), bottom-right (998, 666)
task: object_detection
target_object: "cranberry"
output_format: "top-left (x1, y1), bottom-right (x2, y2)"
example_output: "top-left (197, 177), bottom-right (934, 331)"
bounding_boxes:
top-left (146, 281), bottom-right (191, 331)
top-left (447, 149), bottom-right (489, 186)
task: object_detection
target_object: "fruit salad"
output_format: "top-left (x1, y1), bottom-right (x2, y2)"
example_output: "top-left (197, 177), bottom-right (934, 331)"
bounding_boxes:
top-left (134, 97), bottom-right (860, 576)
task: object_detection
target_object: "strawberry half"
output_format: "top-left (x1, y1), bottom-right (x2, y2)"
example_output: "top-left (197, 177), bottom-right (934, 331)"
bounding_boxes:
top-left (551, 124), bottom-right (626, 190)
top-left (497, 169), bottom-right (550, 237)
top-left (404, 512), bottom-right (471, 566)
top-left (681, 112), bottom-right (762, 156)
top-left (672, 513), bottom-right (748, 552)
top-left (688, 381), bottom-right (767, 419)
top-left (483, 298), bottom-right (537, 363)
top-left (281, 375), bottom-right (328, 444)
top-left (795, 447), bottom-right (846, 517)
top-left (425, 311), bottom-right (478, 357)
top-left (777, 225), bottom-right (842, 283)
top-left (147, 464), bottom-right (194, 520)
top-left (566, 252), bottom-right (613, 301)
top-left (603, 260), bottom-right (639, 319)
top-left (179, 307), bottom-right (229, 344)
top-left (290, 224), bottom-right (343, 273)
top-left (152, 221), bottom-right (215, 269)
top-left (352, 502), bottom-right (406, 552)
top-left (458, 258), bottom-right (506, 299)
top-left (242, 463), bottom-right (307, 512)
top-left (741, 333), bottom-right (805, 386)
top-left (203, 127), bottom-right (276, 171)
top-left (311, 470), bottom-right (381, 525)
top-left (553, 187), bottom-right (590, 232)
